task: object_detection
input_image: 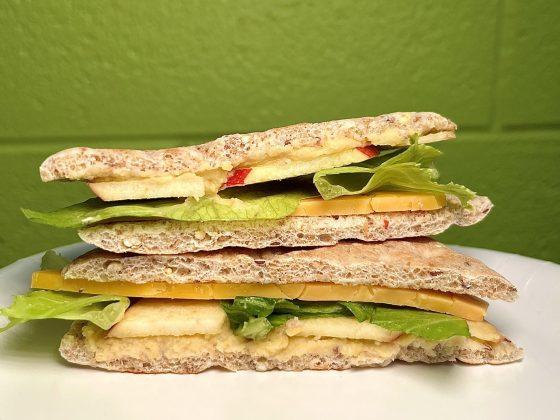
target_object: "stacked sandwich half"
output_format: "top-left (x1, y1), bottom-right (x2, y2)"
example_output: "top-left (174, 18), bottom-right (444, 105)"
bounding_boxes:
top-left (1, 112), bottom-right (522, 372)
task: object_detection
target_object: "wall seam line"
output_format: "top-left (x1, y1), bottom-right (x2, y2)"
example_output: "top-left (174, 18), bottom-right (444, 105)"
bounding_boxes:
top-left (489, 0), bottom-right (505, 134)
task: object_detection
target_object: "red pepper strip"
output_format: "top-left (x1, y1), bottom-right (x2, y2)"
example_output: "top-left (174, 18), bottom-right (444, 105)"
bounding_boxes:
top-left (224, 168), bottom-right (252, 187)
top-left (356, 145), bottom-right (380, 158)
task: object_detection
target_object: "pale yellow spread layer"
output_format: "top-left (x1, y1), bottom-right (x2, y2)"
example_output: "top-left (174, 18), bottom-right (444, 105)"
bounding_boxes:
top-left (84, 324), bottom-right (504, 366)
top-left (88, 169), bottom-right (228, 201)
top-left (242, 146), bottom-right (369, 186)
top-left (284, 317), bottom-right (403, 342)
top-left (84, 322), bottom-right (403, 365)
top-left (81, 300), bottom-right (503, 365)
top-left (108, 300), bottom-right (227, 338)
top-left (32, 271), bottom-right (488, 321)
top-left (87, 142), bottom-right (367, 201)
top-left (85, 130), bottom-right (436, 203)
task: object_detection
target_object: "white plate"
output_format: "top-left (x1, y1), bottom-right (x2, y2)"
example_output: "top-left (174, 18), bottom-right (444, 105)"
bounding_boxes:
top-left (1, 243), bottom-right (559, 420)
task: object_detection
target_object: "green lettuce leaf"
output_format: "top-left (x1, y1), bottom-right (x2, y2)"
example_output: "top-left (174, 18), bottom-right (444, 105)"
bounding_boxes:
top-left (339, 302), bottom-right (470, 341)
top-left (273, 300), bottom-right (348, 317)
top-left (236, 317), bottom-right (274, 340)
top-left (40, 250), bottom-right (70, 270)
top-left (338, 301), bottom-right (377, 322)
top-left (220, 296), bottom-right (277, 329)
top-left (220, 297), bottom-right (278, 339)
top-left (313, 141), bottom-right (476, 205)
top-left (22, 185), bottom-right (314, 229)
top-left (0, 290), bottom-right (130, 332)
top-left (221, 297), bottom-right (349, 339)
top-left (222, 297), bottom-right (470, 341)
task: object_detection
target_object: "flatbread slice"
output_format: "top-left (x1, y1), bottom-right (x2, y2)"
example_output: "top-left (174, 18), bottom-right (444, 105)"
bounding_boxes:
top-left (59, 321), bottom-right (523, 373)
top-left (62, 237), bottom-right (517, 302)
top-left (40, 112), bottom-right (456, 182)
top-left (78, 195), bottom-right (492, 254)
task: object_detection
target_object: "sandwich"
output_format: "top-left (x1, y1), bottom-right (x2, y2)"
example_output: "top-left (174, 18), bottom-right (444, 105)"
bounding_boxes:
top-left (22, 112), bottom-right (491, 254)
top-left (0, 111), bottom-right (522, 373)
top-left (2, 239), bottom-right (522, 372)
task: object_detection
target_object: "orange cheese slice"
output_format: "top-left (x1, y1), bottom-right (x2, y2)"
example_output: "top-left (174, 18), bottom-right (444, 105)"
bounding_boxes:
top-left (292, 192), bottom-right (446, 216)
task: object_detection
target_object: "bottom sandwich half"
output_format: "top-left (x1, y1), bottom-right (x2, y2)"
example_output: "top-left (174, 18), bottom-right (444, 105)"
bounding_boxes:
top-left (2, 238), bottom-right (523, 373)
top-left (60, 305), bottom-right (521, 374)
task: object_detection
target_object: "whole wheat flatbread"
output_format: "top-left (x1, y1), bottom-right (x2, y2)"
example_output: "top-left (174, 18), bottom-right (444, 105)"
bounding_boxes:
top-left (62, 238), bottom-right (517, 301)
top-left (78, 195), bottom-right (492, 254)
top-left (59, 321), bottom-right (523, 373)
top-left (40, 112), bottom-right (456, 182)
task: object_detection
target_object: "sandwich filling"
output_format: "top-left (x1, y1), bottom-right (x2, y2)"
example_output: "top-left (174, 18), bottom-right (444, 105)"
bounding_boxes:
top-left (31, 270), bottom-right (488, 320)
top-left (1, 290), bottom-right (511, 369)
top-left (75, 299), bottom-right (510, 369)
top-left (88, 142), bottom-right (378, 201)
top-left (22, 141), bottom-right (475, 229)
top-left (2, 263), bottom-right (501, 346)
top-left (1, 290), bottom-right (504, 344)
top-left (103, 299), bottom-right (501, 343)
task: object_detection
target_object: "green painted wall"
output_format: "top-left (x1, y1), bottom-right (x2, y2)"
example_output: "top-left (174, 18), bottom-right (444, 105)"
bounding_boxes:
top-left (1, 0), bottom-right (559, 266)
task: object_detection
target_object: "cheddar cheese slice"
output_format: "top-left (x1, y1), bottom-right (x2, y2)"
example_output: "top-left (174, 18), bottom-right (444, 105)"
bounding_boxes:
top-left (31, 271), bottom-right (488, 321)
top-left (292, 192), bottom-right (446, 216)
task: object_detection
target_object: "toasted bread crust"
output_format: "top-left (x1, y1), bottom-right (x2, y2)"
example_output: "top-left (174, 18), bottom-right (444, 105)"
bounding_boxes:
top-left (59, 321), bottom-right (523, 373)
top-left (63, 238), bottom-right (517, 302)
top-left (40, 112), bottom-right (456, 182)
top-left (78, 196), bottom-right (492, 254)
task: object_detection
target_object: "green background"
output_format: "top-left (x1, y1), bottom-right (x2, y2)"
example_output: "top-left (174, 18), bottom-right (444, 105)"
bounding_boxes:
top-left (0, 0), bottom-right (559, 266)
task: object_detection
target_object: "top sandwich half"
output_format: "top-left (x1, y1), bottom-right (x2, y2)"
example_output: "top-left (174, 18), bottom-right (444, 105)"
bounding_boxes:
top-left (40, 112), bottom-right (456, 197)
top-left (24, 112), bottom-right (491, 254)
